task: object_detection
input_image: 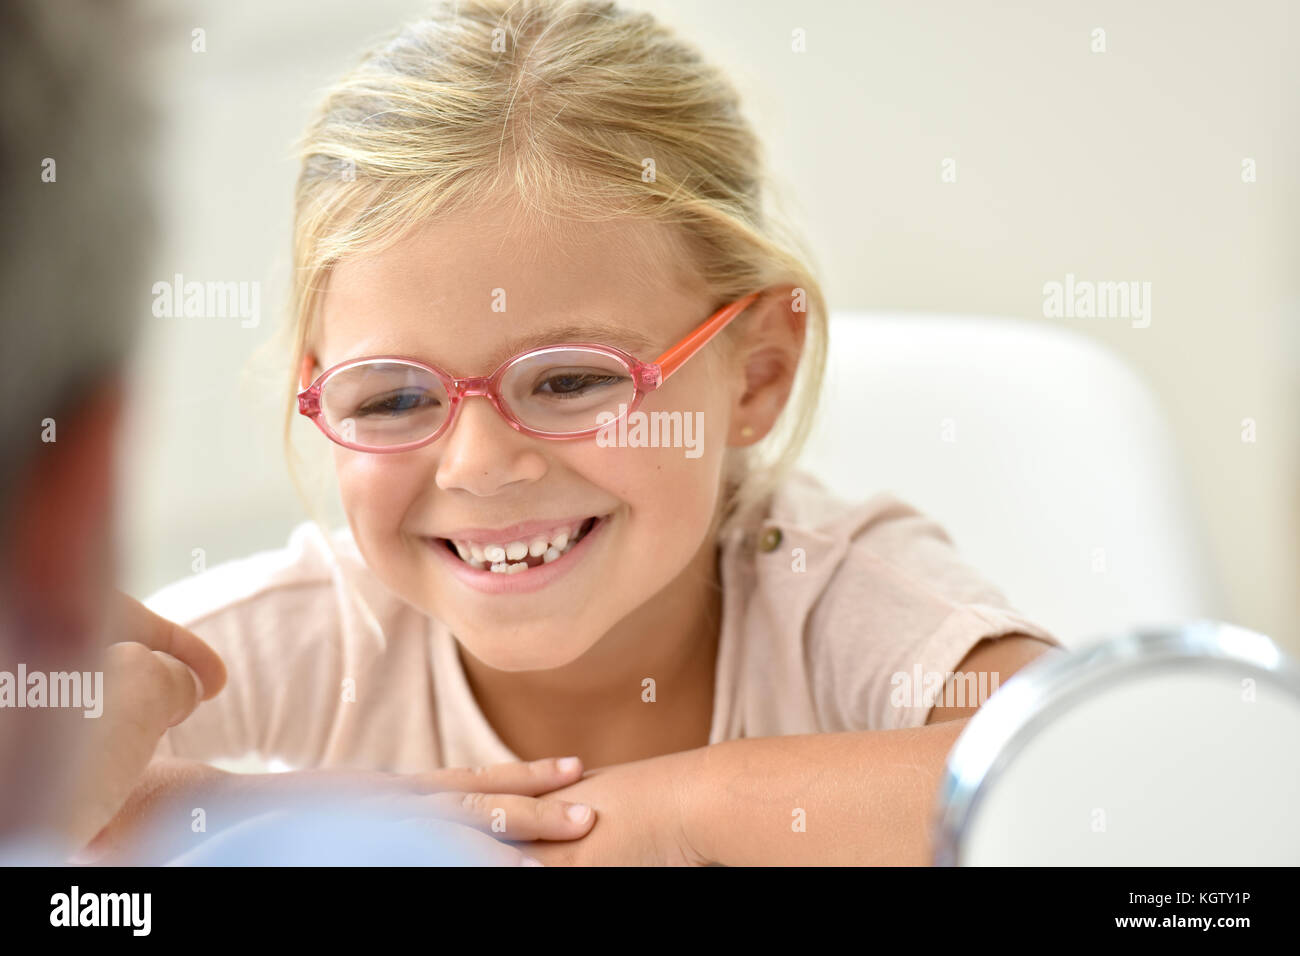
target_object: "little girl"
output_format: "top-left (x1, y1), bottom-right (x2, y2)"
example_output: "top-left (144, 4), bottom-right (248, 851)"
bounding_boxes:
top-left (144, 0), bottom-right (1061, 865)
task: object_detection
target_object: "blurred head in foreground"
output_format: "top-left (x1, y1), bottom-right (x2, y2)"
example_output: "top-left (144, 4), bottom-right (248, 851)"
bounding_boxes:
top-left (0, 0), bottom-right (150, 842)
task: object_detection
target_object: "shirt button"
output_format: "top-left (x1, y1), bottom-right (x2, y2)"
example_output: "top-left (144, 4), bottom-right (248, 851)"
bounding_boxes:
top-left (758, 527), bottom-right (782, 552)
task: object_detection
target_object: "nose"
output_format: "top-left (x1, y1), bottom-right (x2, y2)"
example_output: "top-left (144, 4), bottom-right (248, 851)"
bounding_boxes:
top-left (433, 394), bottom-right (547, 496)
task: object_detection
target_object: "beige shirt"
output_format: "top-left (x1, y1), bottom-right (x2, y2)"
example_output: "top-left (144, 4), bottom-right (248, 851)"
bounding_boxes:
top-left (146, 471), bottom-right (1063, 772)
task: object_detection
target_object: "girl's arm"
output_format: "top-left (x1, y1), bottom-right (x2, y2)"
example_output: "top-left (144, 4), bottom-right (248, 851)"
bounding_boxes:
top-left (685, 720), bottom-right (970, 865)
top-left (523, 635), bottom-right (1054, 866)
top-left (695, 633), bottom-right (1053, 865)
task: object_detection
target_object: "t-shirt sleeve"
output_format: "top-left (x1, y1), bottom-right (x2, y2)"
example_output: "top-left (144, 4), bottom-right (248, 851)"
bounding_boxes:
top-left (806, 496), bottom-right (1065, 732)
top-left (141, 524), bottom-right (349, 769)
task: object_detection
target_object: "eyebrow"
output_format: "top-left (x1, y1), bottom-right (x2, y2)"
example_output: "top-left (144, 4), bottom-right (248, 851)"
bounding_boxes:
top-left (495, 322), bottom-right (661, 359)
top-left (316, 321), bottom-right (669, 377)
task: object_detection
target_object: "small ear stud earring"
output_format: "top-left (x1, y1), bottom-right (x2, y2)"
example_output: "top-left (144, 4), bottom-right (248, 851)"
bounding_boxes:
top-left (740, 425), bottom-right (755, 438)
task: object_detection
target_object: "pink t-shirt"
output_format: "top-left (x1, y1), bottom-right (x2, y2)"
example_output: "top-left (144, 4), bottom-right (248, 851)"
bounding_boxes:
top-left (146, 471), bottom-right (1063, 772)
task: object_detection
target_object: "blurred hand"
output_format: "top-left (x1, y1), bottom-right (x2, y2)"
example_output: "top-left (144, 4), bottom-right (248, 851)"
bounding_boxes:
top-left (59, 592), bottom-right (226, 854)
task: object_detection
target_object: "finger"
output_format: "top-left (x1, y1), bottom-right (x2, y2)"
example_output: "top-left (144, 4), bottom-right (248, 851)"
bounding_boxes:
top-left (365, 790), bottom-right (592, 841)
top-left (413, 755), bottom-right (585, 796)
top-left (102, 641), bottom-right (203, 729)
top-left (391, 818), bottom-right (543, 866)
top-left (110, 592), bottom-right (227, 699)
top-left (413, 791), bottom-right (594, 842)
top-left (149, 650), bottom-right (204, 727)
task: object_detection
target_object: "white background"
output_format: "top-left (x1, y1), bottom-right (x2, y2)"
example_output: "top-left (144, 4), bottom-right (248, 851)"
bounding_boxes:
top-left (121, 0), bottom-right (1298, 652)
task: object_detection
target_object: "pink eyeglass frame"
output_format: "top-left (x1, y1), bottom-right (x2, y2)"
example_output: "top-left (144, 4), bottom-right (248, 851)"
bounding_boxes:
top-left (297, 290), bottom-right (764, 453)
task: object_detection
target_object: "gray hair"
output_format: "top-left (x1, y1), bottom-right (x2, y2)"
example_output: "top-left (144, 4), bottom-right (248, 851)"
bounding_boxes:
top-left (0, 0), bottom-right (153, 514)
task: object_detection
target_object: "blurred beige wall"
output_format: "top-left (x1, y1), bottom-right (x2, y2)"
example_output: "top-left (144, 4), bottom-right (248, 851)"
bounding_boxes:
top-left (121, 0), bottom-right (1298, 649)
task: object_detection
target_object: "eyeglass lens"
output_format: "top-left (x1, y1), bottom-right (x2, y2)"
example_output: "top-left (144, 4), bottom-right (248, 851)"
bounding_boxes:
top-left (318, 350), bottom-right (638, 446)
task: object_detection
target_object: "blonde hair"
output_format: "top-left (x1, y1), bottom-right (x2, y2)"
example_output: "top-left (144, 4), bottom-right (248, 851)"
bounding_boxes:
top-left (284, 0), bottom-right (827, 537)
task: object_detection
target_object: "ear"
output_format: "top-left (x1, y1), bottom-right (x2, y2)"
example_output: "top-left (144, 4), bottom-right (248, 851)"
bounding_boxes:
top-left (1, 378), bottom-right (125, 654)
top-left (299, 352), bottom-right (319, 391)
top-left (726, 286), bottom-right (807, 447)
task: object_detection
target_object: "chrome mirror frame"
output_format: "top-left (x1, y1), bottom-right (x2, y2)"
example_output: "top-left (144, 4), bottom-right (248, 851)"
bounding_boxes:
top-left (932, 619), bottom-right (1300, 866)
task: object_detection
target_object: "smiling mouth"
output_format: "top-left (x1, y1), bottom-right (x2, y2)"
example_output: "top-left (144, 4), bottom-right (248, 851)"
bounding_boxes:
top-left (436, 516), bottom-right (602, 574)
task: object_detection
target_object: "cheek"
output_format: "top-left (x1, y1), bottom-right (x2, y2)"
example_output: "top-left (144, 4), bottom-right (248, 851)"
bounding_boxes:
top-left (576, 412), bottom-right (728, 565)
top-left (635, 453), bottom-right (722, 554)
top-left (618, 371), bottom-right (731, 538)
top-left (333, 450), bottom-right (427, 542)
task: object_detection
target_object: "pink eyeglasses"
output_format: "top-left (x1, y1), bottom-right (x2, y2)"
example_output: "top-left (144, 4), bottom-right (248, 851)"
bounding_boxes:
top-left (297, 291), bottom-right (763, 453)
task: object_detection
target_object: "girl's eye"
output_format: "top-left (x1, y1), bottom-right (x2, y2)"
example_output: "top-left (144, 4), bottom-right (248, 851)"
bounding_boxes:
top-left (356, 389), bottom-right (439, 416)
top-left (536, 372), bottom-right (623, 397)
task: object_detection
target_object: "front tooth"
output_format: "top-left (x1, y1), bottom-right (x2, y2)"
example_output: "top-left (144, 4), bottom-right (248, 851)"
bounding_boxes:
top-left (469, 543), bottom-right (485, 563)
top-left (528, 536), bottom-right (548, 557)
top-left (542, 546), bottom-right (561, 563)
top-left (489, 561), bottom-right (508, 573)
top-left (550, 529), bottom-right (570, 551)
top-left (505, 541), bottom-right (528, 561)
top-left (484, 544), bottom-right (506, 563)
top-left (506, 561), bottom-right (528, 574)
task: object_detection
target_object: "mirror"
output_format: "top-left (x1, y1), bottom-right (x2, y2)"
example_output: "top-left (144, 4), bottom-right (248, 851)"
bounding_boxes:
top-left (933, 620), bottom-right (1300, 865)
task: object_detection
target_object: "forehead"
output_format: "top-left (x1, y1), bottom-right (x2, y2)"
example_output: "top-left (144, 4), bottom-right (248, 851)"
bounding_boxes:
top-left (315, 203), bottom-right (707, 373)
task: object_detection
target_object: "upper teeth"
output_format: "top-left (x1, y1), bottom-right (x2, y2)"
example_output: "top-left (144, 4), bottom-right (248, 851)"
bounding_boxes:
top-left (449, 522), bottom-right (587, 573)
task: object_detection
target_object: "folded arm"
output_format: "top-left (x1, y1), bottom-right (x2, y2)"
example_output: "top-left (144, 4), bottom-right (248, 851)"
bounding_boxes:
top-left (521, 635), bottom-right (1054, 866)
top-left (686, 634), bottom-right (1054, 865)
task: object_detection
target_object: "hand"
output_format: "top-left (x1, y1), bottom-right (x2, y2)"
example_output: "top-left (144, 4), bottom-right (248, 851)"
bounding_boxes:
top-left (512, 747), bottom-right (712, 866)
top-left (59, 592), bottom-right (227, 855)
top-left (90, 755), bottom-right (598, 866)
top-left (270, 757), bottom-right (600, 864)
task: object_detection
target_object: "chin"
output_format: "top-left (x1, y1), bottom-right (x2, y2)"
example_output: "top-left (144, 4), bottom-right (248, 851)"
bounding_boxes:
top-left (453, 621), bottom-right (604, 672)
